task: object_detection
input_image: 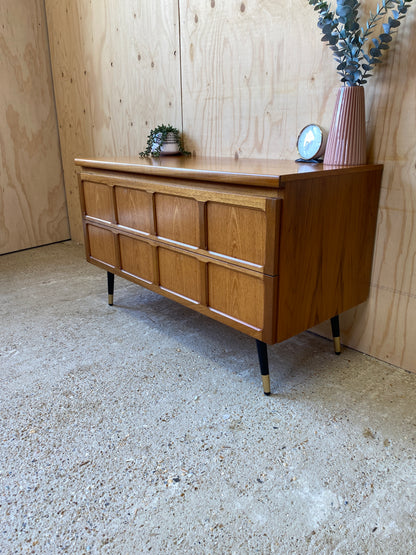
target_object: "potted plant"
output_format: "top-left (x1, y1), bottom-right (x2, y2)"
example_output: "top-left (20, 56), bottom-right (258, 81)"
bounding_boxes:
top-left (139, 124), bottom-right (190, 158)
top-left (308, 0), bottom-right (413, 165)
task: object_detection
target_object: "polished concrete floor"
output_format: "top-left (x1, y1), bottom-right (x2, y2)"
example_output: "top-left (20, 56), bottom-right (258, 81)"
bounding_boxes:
top-left (1, 241), bottom-right (416, 554)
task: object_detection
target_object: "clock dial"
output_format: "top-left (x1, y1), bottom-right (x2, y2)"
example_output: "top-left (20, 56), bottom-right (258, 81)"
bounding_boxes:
top-left (297, 124), bottom-right (326, 160)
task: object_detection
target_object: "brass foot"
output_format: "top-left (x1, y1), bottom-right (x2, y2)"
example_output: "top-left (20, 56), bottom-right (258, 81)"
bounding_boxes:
top-left (262, 375), bottom-right (271, 396)
top-left (256, 340), bottom-right (271, 395)
top-left (330, 315), bottom-right (341, 355)
top-left (333, 336), bottom-right (341, 355)
top-left (107, 272), bottom-right (114, 306)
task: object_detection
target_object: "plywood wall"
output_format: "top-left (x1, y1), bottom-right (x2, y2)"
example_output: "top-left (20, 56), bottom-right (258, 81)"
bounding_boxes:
top-left (44, 0), bottom-right (182, 242)
top-left (45, 0), bottom-right (416, 372)
top-left (180, 0), bottom-right (334, 159)
top-left (0, 0), bottom-right (69, 254)
top-left (337, 18), bottom-right (416, 372)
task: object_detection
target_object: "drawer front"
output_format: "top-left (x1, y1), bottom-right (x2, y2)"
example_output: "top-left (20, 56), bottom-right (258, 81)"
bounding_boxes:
top-left (158, 247), bottom-right (203, 304)
top-left (207, 202), bottom-right (266, 267)
top-left (155, 193), bottom-right (200, 248)
top-left (83, 181), bottom-right (114, 223)
top-left (119, 234), bottom-right (154, 284)
top-left (80, 172), bottom-right (280, 275)
top-left (80, 171), bottom-right (280, 341)
top-left (207, 263), bottom-right (265, 331)
top-left (87, 230), bottom-right (275, 341)
top-left (87, 224), bottom-right (117, 267)
top-left (115, 187), bottom-right (153, 234)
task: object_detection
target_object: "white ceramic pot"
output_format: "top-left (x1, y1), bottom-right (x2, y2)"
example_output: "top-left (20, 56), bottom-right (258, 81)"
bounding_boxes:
top-left (152, 132), bottom-right (179, 155)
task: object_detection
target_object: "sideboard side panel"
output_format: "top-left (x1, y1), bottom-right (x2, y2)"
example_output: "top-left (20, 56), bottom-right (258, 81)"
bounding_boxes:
top-left (276, 168), bottom-right (382, 342)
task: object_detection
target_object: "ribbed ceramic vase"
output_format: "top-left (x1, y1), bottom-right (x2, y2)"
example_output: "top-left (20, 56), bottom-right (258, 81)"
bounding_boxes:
top-left (324, 85), bottom-right (366, 166)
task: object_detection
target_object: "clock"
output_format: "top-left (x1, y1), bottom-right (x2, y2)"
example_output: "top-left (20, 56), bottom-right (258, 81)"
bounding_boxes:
top-left (296, 124), bottom-right (327, 162)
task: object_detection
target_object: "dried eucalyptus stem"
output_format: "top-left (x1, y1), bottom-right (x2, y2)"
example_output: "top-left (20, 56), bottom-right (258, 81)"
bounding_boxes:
top-left (308, 0), bottom-right (413, 85)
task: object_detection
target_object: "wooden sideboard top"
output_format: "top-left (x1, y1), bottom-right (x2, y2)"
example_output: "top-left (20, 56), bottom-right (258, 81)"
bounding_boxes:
top-left (75, 156), bottom-right (383, 188)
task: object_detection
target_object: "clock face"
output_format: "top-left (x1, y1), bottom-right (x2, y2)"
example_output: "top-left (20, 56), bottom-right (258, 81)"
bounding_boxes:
top-left (297, 124), bottom-right (326, 160)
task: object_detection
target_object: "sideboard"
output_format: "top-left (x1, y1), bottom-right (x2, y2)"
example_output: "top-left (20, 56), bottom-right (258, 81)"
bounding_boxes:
top-left (75, 156), bottom-right (383, 394)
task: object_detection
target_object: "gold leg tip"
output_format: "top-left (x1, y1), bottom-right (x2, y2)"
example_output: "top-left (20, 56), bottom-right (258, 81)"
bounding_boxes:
top-left (108, 294), bottom-right (114, 306)
top-left (333, 336), bottom-right (341, 354)
top-left (262, 375), bottom-right (271, 395)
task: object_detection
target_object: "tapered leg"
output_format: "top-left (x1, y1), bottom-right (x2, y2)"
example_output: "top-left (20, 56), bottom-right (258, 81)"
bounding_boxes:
top-left (330, 315), bottom-right (341, 355)
top-left (107, 272), bottom-right (114, 306)
top-left (256, 340), bottom-right (271, 396)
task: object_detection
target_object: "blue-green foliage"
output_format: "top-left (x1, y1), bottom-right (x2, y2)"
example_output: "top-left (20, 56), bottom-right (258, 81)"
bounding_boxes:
top-left (308, 0), bottom-right (413, 85)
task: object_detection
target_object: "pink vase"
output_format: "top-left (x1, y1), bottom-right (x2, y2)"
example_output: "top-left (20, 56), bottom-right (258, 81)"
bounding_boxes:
top-left (324, 85), bottom-right (366, 166)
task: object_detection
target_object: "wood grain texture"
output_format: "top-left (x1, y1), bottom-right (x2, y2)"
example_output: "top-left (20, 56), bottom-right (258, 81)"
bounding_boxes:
top-left (207, 203), bottom-right (266, 267)
top-left (83, 181), bottom-right (114, 223)
top-left (87, 224), bottom-right (116, 267)
top-left (207, 263), bottom-right (265, 331)
top-left (180, 0), bottom-right (331, 159)
top-left (155, 194), bottom-right (200, 247)
top-left (45, 0), bottom-right (182, 242)
top-left (78, 163), bottom-right (285, 341)
top-left (119, 235), bottom-right (154, 284)
top-left (277, 169), bottom-right (382, 342)
top-left (79, 160), bottom-right (382, 346)
top-left (0, 0), bottom-right (69, 254)
top-left (158, 247), bottom-right (202, 304)
top-left (115, 187), bottom-right (153, 234)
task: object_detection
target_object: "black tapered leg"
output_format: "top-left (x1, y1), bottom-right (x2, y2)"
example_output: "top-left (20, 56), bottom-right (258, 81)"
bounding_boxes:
top-left (330, 315), bottom-right (341, 355)
top-left (256, 340), bottom-right (271, 395)
top-left (107, 272), bottom-right (114, 306)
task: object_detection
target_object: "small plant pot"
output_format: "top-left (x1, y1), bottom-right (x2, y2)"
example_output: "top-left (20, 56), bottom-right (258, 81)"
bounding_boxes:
top-left (140, 125), bottom-right (190, 158)
top-left (151, 132), bottom-right (179, 156)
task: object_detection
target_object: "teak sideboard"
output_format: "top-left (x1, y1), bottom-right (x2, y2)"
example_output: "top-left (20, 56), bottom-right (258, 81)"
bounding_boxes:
top-left (76, 156), bottom-right (383, 394)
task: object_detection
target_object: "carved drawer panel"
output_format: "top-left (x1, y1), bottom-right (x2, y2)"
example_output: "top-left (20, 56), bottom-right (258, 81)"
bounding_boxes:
top-left (155, 193), bottom-right (200, 248)
top-left (158, 247), bottom-right (203, 304)
top-left (207, 202), bottom-right (267, 267)
top-left (115, 187), bottom-right (152, 234)
top-left (207, 263), bottom-right (265, 331)
top-left (83, 181), bottom-right (114, 223)
top-left (119, 235), bottom-right (154, 284)
top-left (87, 224), bottom-right (116, 267)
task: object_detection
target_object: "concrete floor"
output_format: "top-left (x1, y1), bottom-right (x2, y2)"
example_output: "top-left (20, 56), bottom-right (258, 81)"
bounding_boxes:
top-left (1, 241), bottom-right (416, 554)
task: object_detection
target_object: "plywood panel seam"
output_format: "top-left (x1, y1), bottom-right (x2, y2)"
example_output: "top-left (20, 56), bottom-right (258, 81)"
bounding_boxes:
top-left (177, 0), bottom-right (184, 133)
top-left (42, 0), bottom-right (68, 217)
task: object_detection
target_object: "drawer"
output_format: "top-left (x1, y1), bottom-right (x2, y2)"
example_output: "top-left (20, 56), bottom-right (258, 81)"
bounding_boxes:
top-left (155, 193), bottom-right (200, 248)
top-left (87, 224), bottom-right (117, 267)
top-left (80, 173), bottom-right (280, 275)
top-left (115, 187), bottom-right (153, 234)
top-left (119, 235), bottom-right (154, 284)
top-left (83, 181), bottom-right (114, 223)
top-left (207, 202), bottom-right (267, 267)
top-left (84, 224), bottom-right (276, 341)
top-left (207, 263), bottom-right (265, 331)
top-left (158, 247), bottom-right (203, 304)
